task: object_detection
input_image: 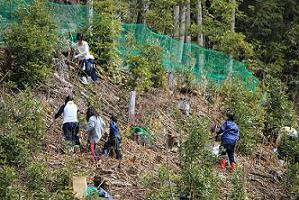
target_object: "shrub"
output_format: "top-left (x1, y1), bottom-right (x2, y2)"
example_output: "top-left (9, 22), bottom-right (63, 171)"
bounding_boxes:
top-left (179, 116), bottom-right (220, 200)
top-left (264, 77), bottom-right (298, 137)
top-left (141, 44), bottom-right (166, 89)
top-left (3, 0), bottom-right (57, 87)
top-left (143, 165), bottom-right (179, 200)
top-left (221, 80), bottom-right (266, 155)
top-left (0, 135), bottom-right (31, 167)
top-left (0, 89), bottom-right (47, 151)
top-left (51, 167), bottom-right (72, 191)
top-left (26, 162), bottom-right (48, 191)
top-left (85, 0), bottom-right (121, 78)
top-left (53, 190), bottom-right (75, 200)
top-left (126, 54), bottom-right (153, 91)
top-left (175, 66), bottom-right (196, 90)
top-left (285, 163), bottom-right (299, 199)
top-left (143, 116), bottom-right (220, 200)
top-left (125, 43), bottom-right (166, 92)
top-left (122, 32), bottom-right (166, 91)
top-left (0, 166), bottom-right (19, 200)
top-left (229, 168), bottom-right (248, 200)
top-left (0, 90), bottom-right (73, 198)
top-left (278, 135), bottom-right (299, 163)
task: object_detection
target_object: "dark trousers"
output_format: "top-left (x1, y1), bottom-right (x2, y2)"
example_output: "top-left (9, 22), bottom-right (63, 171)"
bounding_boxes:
top-left (62, 122), bottom-right (80, 145)
top-left (102, 137), bottom-right (122, 160)
top-left (82, 59), bottom-right (98, 82)
top-left (221, 143), bottom-right (236, 164)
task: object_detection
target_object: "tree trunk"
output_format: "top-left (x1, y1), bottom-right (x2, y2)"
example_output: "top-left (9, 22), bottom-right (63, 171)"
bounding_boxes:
top-left (196, 0), bottom-right (206, 85)
top-left (231, 0), bottom-right (236, 32)
top-left (185, 0), bottom-right (191, 43)
top-left (229, 0), bottom-right (236, 78)
top-left (136, 0), bottom-right (145, 24)
top-left (174, 5), bottom-right (180, 39)
top-left (197, 0), bottom-right (204, 46)
top-left (88, 0), bottom-right (93, 31)
top-left (179, 4), bottom-right (186, 63)
top-left (180, 4), bottom-right (186, 42)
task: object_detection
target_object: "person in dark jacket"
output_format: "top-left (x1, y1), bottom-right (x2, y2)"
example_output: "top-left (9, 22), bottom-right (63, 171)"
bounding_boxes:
top-left (216, 111), bottom-right (239, 172)
top-left (54, 95), bottom-right (80, 145)
top-left (102, 114), bottom-right (122, 161)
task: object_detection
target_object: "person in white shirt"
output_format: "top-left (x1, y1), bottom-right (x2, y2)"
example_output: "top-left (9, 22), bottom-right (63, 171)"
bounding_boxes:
top-left (74, 33), bottom-right (98, 84)
top-left (54, 96), bottom-right (80, 145)
top-left (86, 106), bottom-right (106, 162)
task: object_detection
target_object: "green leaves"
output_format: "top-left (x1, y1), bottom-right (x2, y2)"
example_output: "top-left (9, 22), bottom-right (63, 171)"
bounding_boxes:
top-left (126, 54), bottom-right (153, 91)
top-left (0, 90), bottom-right (74, 199)
top-left (229, 168), bottom-right (248, 200)
top-left (125, 41), bottom-right (166, 92)
top-left (3, 0), bottom-right (57, 88)
top-left (145, 0), bottom-right (177, 34)
top-left (143, 165), bottom-right (179, 200)
top-left (264, 77), bottom-right (298, 136)
top-left (0, 166), bottom-right (19, 200)
top-left (285, 163), bottom-right (299, 198)
top-left (86, 0), bottom-right (122, 78)
top-left (179, 116), bottom-right (220, 200)
top-left (222, 80), bottom-right (266, 155)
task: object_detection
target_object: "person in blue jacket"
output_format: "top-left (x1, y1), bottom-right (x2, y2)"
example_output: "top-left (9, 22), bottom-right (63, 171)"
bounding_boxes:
top-left (216, 111), bottom-right (239, 172)
top-left (102, 114), bottom-right (122, 161)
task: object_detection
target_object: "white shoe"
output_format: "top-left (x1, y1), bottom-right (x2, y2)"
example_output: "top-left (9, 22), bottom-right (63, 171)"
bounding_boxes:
top-left (80, 76), bottom-right (88, 85)
top-left (87, 76), bottom-right (93, 82)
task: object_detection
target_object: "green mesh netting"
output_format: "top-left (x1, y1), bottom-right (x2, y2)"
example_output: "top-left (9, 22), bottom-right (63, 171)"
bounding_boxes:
top-left (0, 1), bottom-right (258, 90)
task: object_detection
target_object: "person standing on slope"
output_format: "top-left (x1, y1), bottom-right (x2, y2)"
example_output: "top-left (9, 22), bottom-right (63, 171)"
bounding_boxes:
top-left (86, 106), bottom-right (106, 162)
top-left (54, 95), bottom-right (80, 146)
top-left (216, 111), bottom-right (240, 172)
top-left (102, 114), bottom-right (122, 164)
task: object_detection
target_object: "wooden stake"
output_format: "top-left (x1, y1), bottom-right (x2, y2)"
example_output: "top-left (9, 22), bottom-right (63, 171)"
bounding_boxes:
top-left (128, 90), bottom-right (136, 125)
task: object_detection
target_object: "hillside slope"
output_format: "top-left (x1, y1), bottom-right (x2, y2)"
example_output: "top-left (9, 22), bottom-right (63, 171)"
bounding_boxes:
top-left (35, 68), bottom-right (288, 200)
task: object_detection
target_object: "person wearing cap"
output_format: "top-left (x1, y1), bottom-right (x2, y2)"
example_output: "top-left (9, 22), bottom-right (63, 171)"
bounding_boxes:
top-left (215, 111), bottom-right (240, 172)
top-left (54, 96), bottom-right (80, 145)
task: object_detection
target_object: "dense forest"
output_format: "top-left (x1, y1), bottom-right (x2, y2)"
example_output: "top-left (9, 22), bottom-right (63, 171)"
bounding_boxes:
top-left (0, 0), bottom-right (298, 199)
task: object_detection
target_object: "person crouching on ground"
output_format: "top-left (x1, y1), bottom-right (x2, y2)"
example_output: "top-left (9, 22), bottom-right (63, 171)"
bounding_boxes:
top-left (102, 114), bottom-right (122, 162)
top-left (86, 176), bottom-right (113, 199)
top-left (216, 111), bottom-right (240, 172)
top-left (54, 95), bottom-right (80, 146)
top-left (74, 33), bottom-right (98, 84)
top-left (86, 106), bottom-right (105, 162)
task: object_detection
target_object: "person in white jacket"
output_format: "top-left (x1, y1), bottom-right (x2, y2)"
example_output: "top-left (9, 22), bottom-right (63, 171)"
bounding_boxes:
top-left (74, 33), bottom-right (98, 84)
top-left (54, 96), bottom-right (80, 145)
top-left (86, 106), bottom-right (105, 162)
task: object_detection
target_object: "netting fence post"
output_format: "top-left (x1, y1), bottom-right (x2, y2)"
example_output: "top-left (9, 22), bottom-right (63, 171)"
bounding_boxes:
top-left (128, 90), bottom-right (136, 126)
top-left (168, 71), bottom-right (175, 94)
